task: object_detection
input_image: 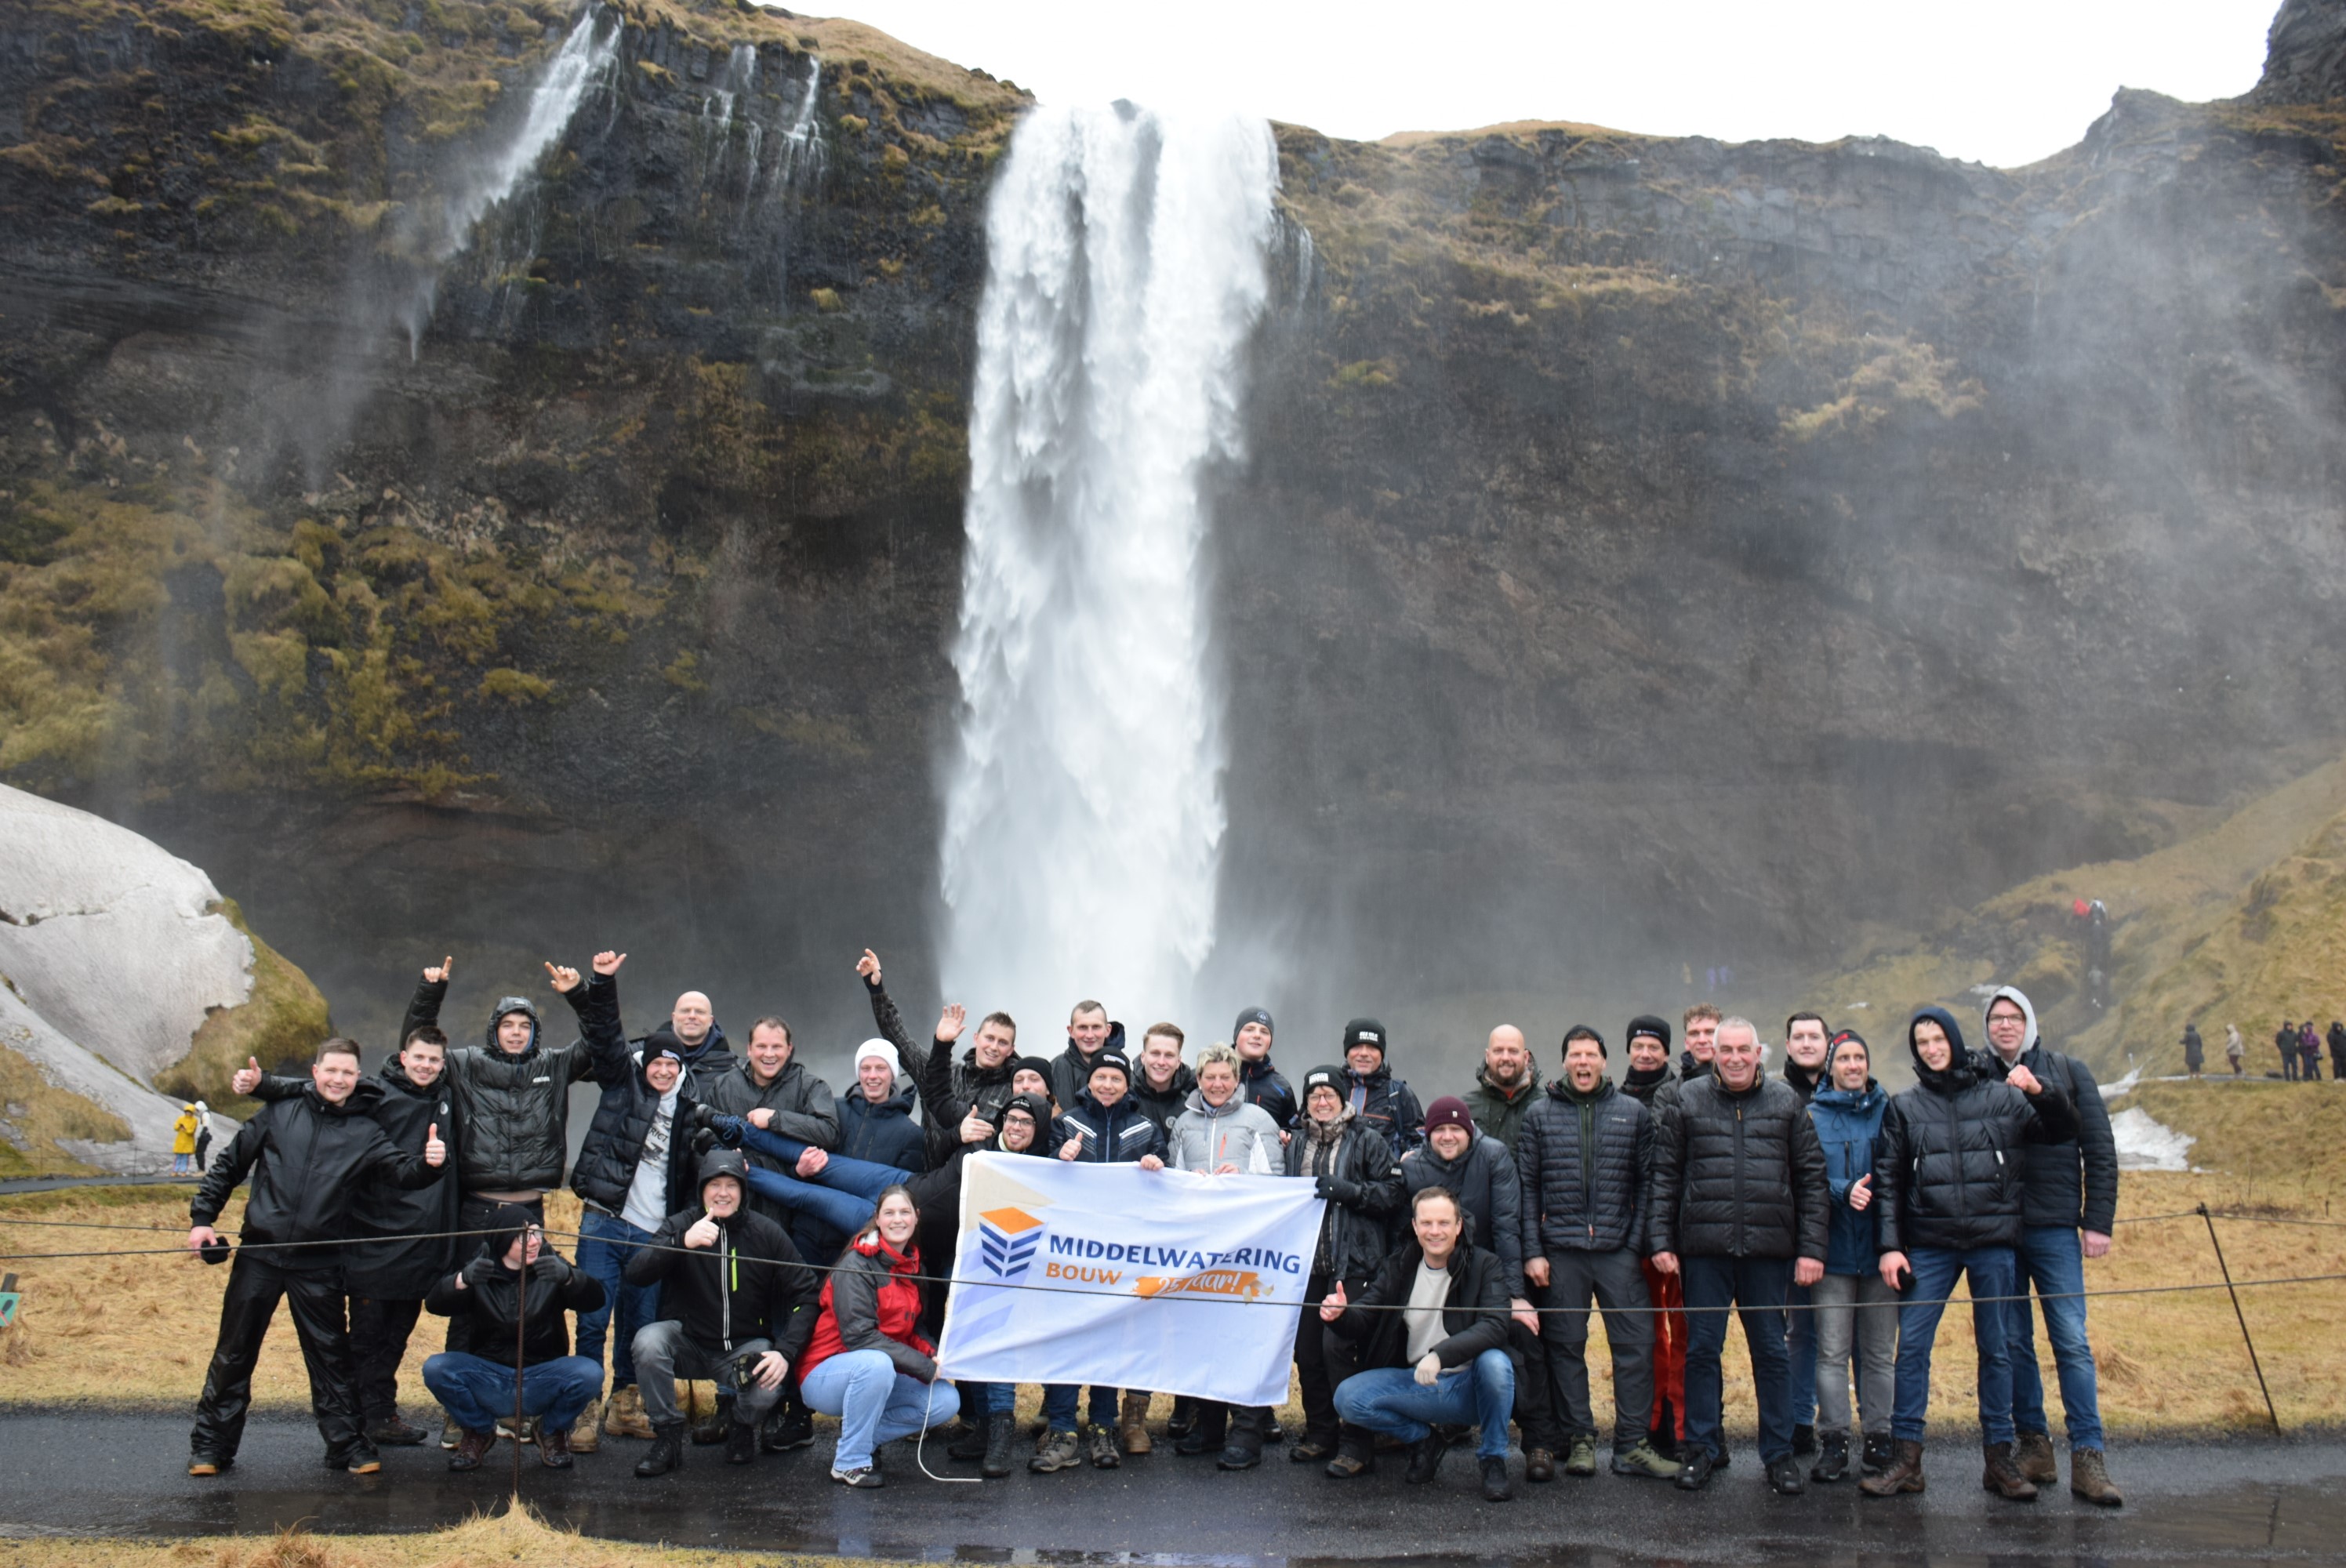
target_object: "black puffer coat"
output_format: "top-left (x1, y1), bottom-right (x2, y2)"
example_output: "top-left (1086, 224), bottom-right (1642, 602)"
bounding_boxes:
top-left (866, 977), bottom-right (1017, 1138)
top-left (423, 1214), bottom-right (606, 1369)
top-left (570, 977), bottom-right (703, 1218)
top-left (1877, 1007), bottom-right (2079, 1254)
top-left (1402, 1131), bottom-right (1526, 1294)
top-left (1514, 1077), bottom-right (1651, 1260)
top-left (1286, 1114), bottom-right (1404, 1280)
top-left (1648, 1073), bottom-right (1828, 1261)
top-left (1975, 988), bottom-right (2117, 1233)
top-left (1047, 1023), bottom-right (1127, 1117)
top-left (405, 975), bottom-right (604, 1194)
top-left (344, 1057), bottom-right (459, 1298)
top-left (626, 1152), bottom-right (821, 1359)
top-left (192, 1080), bottom-right (444, 1269)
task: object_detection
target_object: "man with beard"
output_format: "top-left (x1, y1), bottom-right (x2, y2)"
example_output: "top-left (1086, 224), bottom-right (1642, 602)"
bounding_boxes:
top-left (1461, 1025), bottom-right (1542, 1153)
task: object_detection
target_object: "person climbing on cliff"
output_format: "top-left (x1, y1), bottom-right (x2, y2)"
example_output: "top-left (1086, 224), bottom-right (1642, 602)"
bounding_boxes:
top-left (2181, 1023), bottom-right (2204, 1079)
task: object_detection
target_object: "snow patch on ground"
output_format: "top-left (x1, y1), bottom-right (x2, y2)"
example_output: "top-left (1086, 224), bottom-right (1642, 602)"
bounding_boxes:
top-left (2095, 1065), bottom-right (2197, 1171)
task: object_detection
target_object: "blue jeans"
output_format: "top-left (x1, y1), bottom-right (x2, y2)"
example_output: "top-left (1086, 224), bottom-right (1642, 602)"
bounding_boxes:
top-left (1332, 1350), bottom-right (1515, 1461)
top-left (801, 1348), bottom-right (960, 1471)
top-left (574, 1210), bottom-right (661, 1388)
top-left (1681, 1254), bottom-right (1794, 1465)
top-left (724, 1120), bottom-right (906, 1239)
top-left (1786, 1280), bottom-right (1817, 1428)
top-left (960, 1380), bottom-right (1017, 1416)
top-left (421, 1352), bottom-right (603, 1436)
top-left (2007, 1225), bottom-right (2104, 1450)
top-left (1043, 1382), bottom-right (1118, 1432)
top-left (1891, 1245), bottom-right (2017, 1446)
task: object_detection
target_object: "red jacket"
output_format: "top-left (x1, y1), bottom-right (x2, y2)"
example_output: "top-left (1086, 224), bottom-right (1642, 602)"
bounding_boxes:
top-left (798, 1233), bottom-right (937, 1382)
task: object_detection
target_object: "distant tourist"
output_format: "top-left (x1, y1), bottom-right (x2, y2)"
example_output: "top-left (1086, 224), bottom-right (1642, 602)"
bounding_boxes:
top-left (2301, 1021), bottom-right (2324, 1083)
top-left (2181, 1024), bottom-right (2203, 1079)
top-left (2278, 1022), bottom-right (2299, 1081)
top-left (171, 1102), bottom-right (200, 1176)
top-left (2224, 1024), bottom-right (2245, 1077)
top-left (2330, 1021), bottom-right (2346, 1083)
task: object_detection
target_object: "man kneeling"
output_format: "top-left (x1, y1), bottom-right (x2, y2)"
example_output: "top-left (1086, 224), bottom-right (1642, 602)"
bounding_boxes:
top-left (1320, 1187), bottom-right (1517, 1502)
top-left (423, 1207), bottom-right (607, 1470)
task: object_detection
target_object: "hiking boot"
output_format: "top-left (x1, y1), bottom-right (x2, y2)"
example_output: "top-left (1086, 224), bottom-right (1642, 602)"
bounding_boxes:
top-left (1216, 1441), bottom-right (1262, 1471)
top-left (1324, 1447), bottom-right (1374, 1479)
top-left (1563, 1436), bottom-right (1598, 1477)
top-left (1861, 1433), bottom-right (1894, 1475)
top-left (720, 1419), bottom-right (757, 1465)
top-left (1404, 1434), bottom-right (1447, 1485)
top-left (1767, 1455), bottom-right (1805, 1495)
top-left (1611, 1440), bottom-right (1680, 1479)
top-left (439, 1414), bottom-right (463, 1450)
top-left (1675, 1448), bottom-right (1716, 1491)
top-left (1480, 1455), bottom-right (1513, 1501)
top-left (1647, 1425), bottom-right (1680, 1462)
top-left (1288, 1435), bottom-right (1335, 1462)
top-left (1118, 1391), bottom-right (1153, 1454)
top-left (982, 1413), bottom-right (1019, 1478)
top-left (1029, 1428), bottom-right (1081, 1473)
top-left (946, 1418), bottom-right (990, 1461)
top-left (1981, 1441), bottom-right (2039, 1501)
top-left (634, 1425), bottom-right (685, 1478)
top-left (567, 1399), bottom-right (600, 1454)
top-left (538, 1424), bottom-right (574, 1469)
top-left (1859, 1439), bottom-right (1923, 1497)
top-left (448, 1429), bottom-right (496, 1473)
top-left (187, 1452), bottom-right (232, 1478)
top-left (605, 1385), bottom-right (654, 1440)
top-left (1523, 1446), bottom-right (1556, 1483)
top-left (831, 1463), bottom-right (884, 1487)
top-left (1261, 1414), bottom-right (1284, 1443)
top-left (2070, 1446), bottom-right (2124, 1508)
top-left (1810, 1430), bottom-right (1850, 1484)
top-left (1167, 1397), bottom-right (1199, 1439)
top-left (367, 1415), bottom-right (427, 1447)
top-left (1087, 1424), bottom-right (1120, 1468)
top-left (2012, 1430), bottom-right (2057, 1483)
top-left (762, 1401), bottom-right (815, 1452)
top-left (1792, 1422), bottom-right (1816, 1457)
top-left (342, 1442), bottom-right (382, 1475)
top-left (691, 1395), bottom-right (733, 1445)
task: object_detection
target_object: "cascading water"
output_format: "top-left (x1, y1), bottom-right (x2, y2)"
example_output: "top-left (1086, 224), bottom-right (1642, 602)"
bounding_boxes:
top-left (939, 103), bottom-right (1279, 1030)
top-left (395, 5), bottom-right (619, 352)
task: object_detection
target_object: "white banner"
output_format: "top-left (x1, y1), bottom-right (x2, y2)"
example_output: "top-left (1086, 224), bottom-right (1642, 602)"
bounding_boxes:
top-left (934, 1153), bottom-right (1326, 1406)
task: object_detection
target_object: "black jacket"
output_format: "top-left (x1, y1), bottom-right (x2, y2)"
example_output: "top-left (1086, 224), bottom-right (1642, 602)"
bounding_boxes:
top-left (626, 1182), bottom-right (820, 1360)
top-left (1515, 1076), bottom-right (1651, 1260)
top-left (191, 1080), bottom-right (444, 1270)
top-left (1980, 1042), bottom-right (2116, 1234)
top-left (570, 976), bottom-right (704, 1219)
top-left (633, 1020), bottom-right (735, 1102)
top-left (1877, 1008), bottom-right (2080, 1254)
top-left (1057, 1090), bottom-right (1164, 1163)
top-left (343, 1057), bottom-right (460, 1298)
top-left (1648, 1073), bottom-right (1828, 1261)
top-left (838, 1079), bottom-right (929, 1174)
top-left (1401, 1131), bottom-right (1526, 1294)
top-left (699, 1055), bottom-right (841, 1151)
top-left (1239, 1055), bottom-right (1298, 1131)
top-left (1286, 1115), bottom-right (1404, 1280)
top-left (1343, 1058), bottom-right (1425, 1159)
top-left (405, 975), bottom-right (604, 1194)
top-left (1048, 1022), bottom-right (1127, 1116)
top-left (424, 1230), bottom-right (606, 1370)
top-left (1328, 1239), bottom-right (1518, 1380)
top-left (1129, 1064), bottom-right (1197, 1142)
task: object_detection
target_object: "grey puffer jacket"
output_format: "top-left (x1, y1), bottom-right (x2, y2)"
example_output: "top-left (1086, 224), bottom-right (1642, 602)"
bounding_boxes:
top-left (1515, 1077), bottom-right (1651, 1261)
top-left (1167, 1091), bottom-right (1282, 1174)
top-left (1649, 1073), bottom-right (1828, 1261)
top-left (1401, 1131), bottom-right (1526, 1294)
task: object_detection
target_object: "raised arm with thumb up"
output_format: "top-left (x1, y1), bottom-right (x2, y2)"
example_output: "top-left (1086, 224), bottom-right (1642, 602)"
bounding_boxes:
top-left (231, 1056), bottom-right (262, 1096)
top-left (1319, 1279), bottom-right (1349, 1323)
top-left (423, 1123), bottom-right (445, 1166)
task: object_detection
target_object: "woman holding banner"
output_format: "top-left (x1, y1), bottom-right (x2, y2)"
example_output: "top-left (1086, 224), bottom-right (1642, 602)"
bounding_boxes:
top-left (799, 1187), bottom-right (961, 1487)
top-left (1166, 1045), bottom-right (1287, 1468)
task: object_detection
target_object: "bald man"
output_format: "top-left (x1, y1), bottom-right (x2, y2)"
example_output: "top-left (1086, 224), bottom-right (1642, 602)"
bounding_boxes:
top-left (1462, 1026), bottom-right (1542, 1152)
top-left (632, 989), bottom-right (735, 1093)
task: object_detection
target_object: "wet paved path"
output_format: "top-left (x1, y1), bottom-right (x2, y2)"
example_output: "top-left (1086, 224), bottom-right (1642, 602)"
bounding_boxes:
top-left (2, 1410), bottom-right (2339, 1563)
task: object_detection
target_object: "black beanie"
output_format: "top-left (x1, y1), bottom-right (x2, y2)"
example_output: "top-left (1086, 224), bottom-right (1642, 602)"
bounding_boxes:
top-left (1626, 1014), bottom-right (1673, 1051)
top-left (1302, 1064), bottom-right (1345, 1100)
top-left (1342, 1018), bottom-right (1387, 1057)
top-left (1235, 1006), bottom-right (1273, 1038)
top-left (1563, 1024), bottom-right (1607, 1058)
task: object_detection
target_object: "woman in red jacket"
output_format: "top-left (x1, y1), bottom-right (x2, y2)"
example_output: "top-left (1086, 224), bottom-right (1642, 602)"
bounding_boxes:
top-left (798, 1185), bottom-right (961, 1486)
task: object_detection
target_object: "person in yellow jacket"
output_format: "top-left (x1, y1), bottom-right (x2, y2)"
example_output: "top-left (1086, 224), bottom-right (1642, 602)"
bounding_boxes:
top-left (172, 1104), bottom-right (202, 1176)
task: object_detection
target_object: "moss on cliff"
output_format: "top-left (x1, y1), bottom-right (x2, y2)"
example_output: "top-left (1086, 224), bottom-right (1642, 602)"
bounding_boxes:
top-left (154, 896), bottom-right (333, 1112)
top-left (0, 1041), bottom-right (124, 1175)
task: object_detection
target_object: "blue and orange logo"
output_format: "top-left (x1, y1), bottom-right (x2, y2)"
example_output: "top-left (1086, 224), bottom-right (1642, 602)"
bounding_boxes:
top-left (977, 1207), bottom-right (1045, 1281)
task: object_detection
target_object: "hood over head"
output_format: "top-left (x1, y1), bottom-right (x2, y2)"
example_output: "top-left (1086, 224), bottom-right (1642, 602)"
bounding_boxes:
top-left (487, 995), bottom-right (542, 1052)
top-left (1982, 985), bottom-right (2040, 1060)
top-left (697, 1147), bottom-right (750, 1207)
top-left (481, 1201), bottom-right (538, 1266)
top-left (1907, 1006), bottom-right (1979, 1094)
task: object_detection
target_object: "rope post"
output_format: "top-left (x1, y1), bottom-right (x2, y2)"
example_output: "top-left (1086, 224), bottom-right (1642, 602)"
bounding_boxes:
top-left (512, 1239), bottom-right (528, 1503)
top-left (2199, 1203), bottom-right (2281, 1432)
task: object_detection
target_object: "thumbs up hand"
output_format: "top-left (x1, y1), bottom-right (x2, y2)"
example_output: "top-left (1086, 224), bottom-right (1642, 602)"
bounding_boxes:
top-left (423, 1123), bottom-right (446, 1167)
top-left (1320, 1280), bottom-right (1349, 1323)
top-left (232, 1057), bottom-right (262, 1095)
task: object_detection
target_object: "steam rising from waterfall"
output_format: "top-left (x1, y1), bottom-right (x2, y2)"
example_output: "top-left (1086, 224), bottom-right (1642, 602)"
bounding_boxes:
top-left (939, 104), bottom-right (1279, 1031)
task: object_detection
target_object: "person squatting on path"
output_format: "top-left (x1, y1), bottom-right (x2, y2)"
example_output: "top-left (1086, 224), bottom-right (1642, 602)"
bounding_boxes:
top-left (1647, 1015), bottom-right (1829, 1497)
top-left (422, 1207), bottom-right (606, 1472)
top-left (187, 1037), bottom-right (448, 1477)
top-left (1978, 986), bottom-right (2125, 1506)
top-left (1861, 1007), bottom-right (2076, 1503)
top-left (1322, 1186), bottom-right (1519, 1503)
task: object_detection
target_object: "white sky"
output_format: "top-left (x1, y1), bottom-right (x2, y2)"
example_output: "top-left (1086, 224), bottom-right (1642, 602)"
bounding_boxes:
top-left (811, 1), bottom-right (2279, 169)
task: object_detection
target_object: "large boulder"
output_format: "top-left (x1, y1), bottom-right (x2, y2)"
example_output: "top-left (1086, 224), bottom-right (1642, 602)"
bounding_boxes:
top-left (0, 784), bottom-right (329, 1174)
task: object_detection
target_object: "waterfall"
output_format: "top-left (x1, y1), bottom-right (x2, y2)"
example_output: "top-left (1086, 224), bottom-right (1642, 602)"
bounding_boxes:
top-left (938, 103), bottom-right (1279, 1030)
top-left (703, 44), bottom-right (759, 188)
top-left (775, 57), bottom-right (824, 190)
top-left (396, 5), bottom-right (619, 353)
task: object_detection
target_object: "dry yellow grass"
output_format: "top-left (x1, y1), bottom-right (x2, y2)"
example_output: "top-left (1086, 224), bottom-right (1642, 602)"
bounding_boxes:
top-left (0, 1503), bottom-right (914, 1566)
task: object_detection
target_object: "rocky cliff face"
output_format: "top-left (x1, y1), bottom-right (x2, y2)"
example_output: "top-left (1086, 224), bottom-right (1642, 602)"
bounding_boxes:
top-left (5, 0), bottom-right (2346, 1058)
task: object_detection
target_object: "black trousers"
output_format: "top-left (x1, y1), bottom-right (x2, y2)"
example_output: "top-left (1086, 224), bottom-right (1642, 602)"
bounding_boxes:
top-left (445, 1195), bottom-right (543, 1357)
top-left (1511, 1312), bottom-right (1564, 1450)
top-left (349, 1294), bottom-right (425, 1423)
top-left (190, 1252), bottom-right (362, 1461)
top-left (1295, 1267), bottom-right (1364, 1448)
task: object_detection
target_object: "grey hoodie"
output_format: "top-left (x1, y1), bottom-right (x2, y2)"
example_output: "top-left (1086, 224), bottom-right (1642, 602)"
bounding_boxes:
top-left (1978, 984), bottom-right (2119, 1234)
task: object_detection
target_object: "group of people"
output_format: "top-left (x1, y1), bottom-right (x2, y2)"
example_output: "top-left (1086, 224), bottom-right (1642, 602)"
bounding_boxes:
top-left (2180, 1019), bottom-right (2344, 1079)
top-left (181, 949), bottom-right (2125, 1507)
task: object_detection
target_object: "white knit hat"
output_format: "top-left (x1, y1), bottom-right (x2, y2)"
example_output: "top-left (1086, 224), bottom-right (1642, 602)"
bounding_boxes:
top-left (855, 1039), bottom-right (901, 1080)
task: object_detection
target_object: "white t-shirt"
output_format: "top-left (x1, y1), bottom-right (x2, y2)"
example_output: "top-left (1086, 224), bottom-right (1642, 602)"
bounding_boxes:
top-left (620, 1086), bottom-right (681, 1232)
top-left (1404, 1260), bottom-right (1451, 1364)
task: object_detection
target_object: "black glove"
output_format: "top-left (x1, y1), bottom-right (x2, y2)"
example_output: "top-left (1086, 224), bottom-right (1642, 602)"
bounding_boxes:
top-left (530, 1251), bottom-right (572, 1285)
top-left (1314, 1174), bottom-right (1358, 1204)
top-left (460, 1257), bottom-right (502, 1292)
